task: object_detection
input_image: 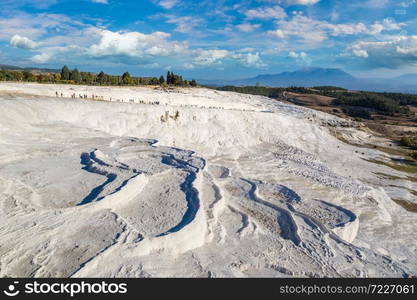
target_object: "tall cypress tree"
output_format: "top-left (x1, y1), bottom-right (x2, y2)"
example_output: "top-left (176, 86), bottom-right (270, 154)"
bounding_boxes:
top-left (166, 71), bottom-right (172, 84)
top-left (97, 71), bottom-right (105, 84)
top-left (61, 65), bottom-right (70, 80)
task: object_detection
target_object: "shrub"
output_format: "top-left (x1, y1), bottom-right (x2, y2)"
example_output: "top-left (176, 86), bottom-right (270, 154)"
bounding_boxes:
top-left (400, 137), bottom-right (417, 150)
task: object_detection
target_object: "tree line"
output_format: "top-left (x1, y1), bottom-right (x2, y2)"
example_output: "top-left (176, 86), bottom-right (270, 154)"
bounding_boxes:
top-left (216, 85), bottom-right (415, 116)
top-left (0, 66), bottom-right (197, 87)
top-left (330, 92), bottom-right (411, 116)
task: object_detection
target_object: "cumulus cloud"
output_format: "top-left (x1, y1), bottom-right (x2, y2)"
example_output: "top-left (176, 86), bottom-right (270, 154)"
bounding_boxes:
top-left (192, 49), bottom-right (230, 66)
top-left (346, 36), bottom-right (417, 68)
top-left (352, 49), bottom-right (369, 58)
top-left (20, 22), bottom-right (266, 70)
top-left (191, 49), bottom-right (266, 68)
top-left (31, 45), bottom-right (81, 63)
top-left (32, 51), bottom-right (54, 64)
top-left (237, 52), bottom-right (266, 68)
top-left (88, 30), bottom-right (188, 58)
top-left (10, 35), bottom-right (39, 49)
top-left (288, 51), bottom-right (305, 58)
top-left (268, 15), bottom-right (328, 43)
top-left (288, 51), bottom-right (312, 65)
top-left (244, 6), bottom-right (287, 20)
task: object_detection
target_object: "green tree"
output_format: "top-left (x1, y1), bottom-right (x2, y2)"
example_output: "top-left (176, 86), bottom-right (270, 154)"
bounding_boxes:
top-left (159, 75), bottom-right (165, 85)
top-left (61, 65), bottom-right (70, 80)
top-left (149, 77), bottom-right (159, 85)
top-left (97, 71), bottom-right (106, 84)
top-left (166, 71), bottom-right (172, 84)
top-left (109, 76), bottom-right (118, 85)
top-left (23, 70), bottom-right (32, 81)
top-left (82, 72), bottom-right (94, 84)
top-left (70, 68), bottom-right (82, 83)
top-left (190, 79), bottom-right (197, 87)
top-left (122, 72), bottom-right (131, 85)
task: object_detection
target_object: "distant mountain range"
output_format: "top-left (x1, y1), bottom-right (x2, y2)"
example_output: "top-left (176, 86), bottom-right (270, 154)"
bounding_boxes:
top-left (198, 67), bottom-right (417, 94)
top-left (0, 64), bottom-right (59, 73)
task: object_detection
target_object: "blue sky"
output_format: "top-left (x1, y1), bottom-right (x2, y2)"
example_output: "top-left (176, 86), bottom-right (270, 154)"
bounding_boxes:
top-left (1, 0), bottom-right (417, 79)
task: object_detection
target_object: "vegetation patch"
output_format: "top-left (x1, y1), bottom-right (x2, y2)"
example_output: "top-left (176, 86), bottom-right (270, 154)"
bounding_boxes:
top-left (400, 137), bottom-right (417, 150)
top-left (374, 172), bottom-right (417, 183)
top-left (365, 158), bottom-right (417, 174)
top-left (332, 92), bottom-right (411, 116)
top-left (393, 199), bottom-right (417, 213)
top-left (342, 107), bottom-right (372, 120)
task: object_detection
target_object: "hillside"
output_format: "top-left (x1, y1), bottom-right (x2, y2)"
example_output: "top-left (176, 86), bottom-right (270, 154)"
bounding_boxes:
top-left (0, 82), bottom-right (416, 277)
top-left (0, 63), bottom-right (59, 73)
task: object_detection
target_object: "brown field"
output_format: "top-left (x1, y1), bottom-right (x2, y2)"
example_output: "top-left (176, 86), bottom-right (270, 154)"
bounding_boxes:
top-left (282, 92), bottom-right (417, 139)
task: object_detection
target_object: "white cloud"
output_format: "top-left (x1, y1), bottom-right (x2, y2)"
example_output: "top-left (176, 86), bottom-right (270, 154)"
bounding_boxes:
top-left (400, 0), bottom-right (416, 8)
top-left (0, 13), bottom-right (92, 41)
top-left (0, 0), bottom-right (58, 9)
top-left (267, 15), bottom-right (405, 44)
top-left (268, 15), bottom-right (328, 43)
top-left (268, 29), bottom-right (286, 39)
top-left (88, 30), bottom-right (188, 58)
top-left (363, 0), bottom-right (390, 8)
top-left (193, 49), bottom-right (230, 66)
top-left (43, 26), bottom-right (102, 48)
top-left (366, 18), bottom-right (404, 37)
top-left (31, 52), bottom-right (53, 63)
top-left (282, 0), bottom-right (320, 4)
top-left (288, 51), bottom-right (312, 65)
top-left (244, 6), bottom-right (287, 20)
top-left (239, 52), bottom-right (266, 68)
top-left (91, 0), bottom-right (108, 3)
top-left (31, 45), bottom-right (81, 63)
top-left (164, 15), bottom-right (202, 33)
top-left (192, 49), bottom-right (266, 68)
top-left (236, 23), bottom-right (261, 32)
top-left (261, 0), bottom-right (320, 5)
top-left (352, 49), bottom-right (369, 58)
top-left (157, 0), bottom-right (178, 9)
top-left (19, 22), bottom-right (266, 69)
top-left (288, 51), bottom-right (305, 58)
top-left (182, 62), bottom-right (195, 69)
top-left (10, 35), bottom-right (39, 49)
top-left (346, 36), bottom-right (417, 68)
